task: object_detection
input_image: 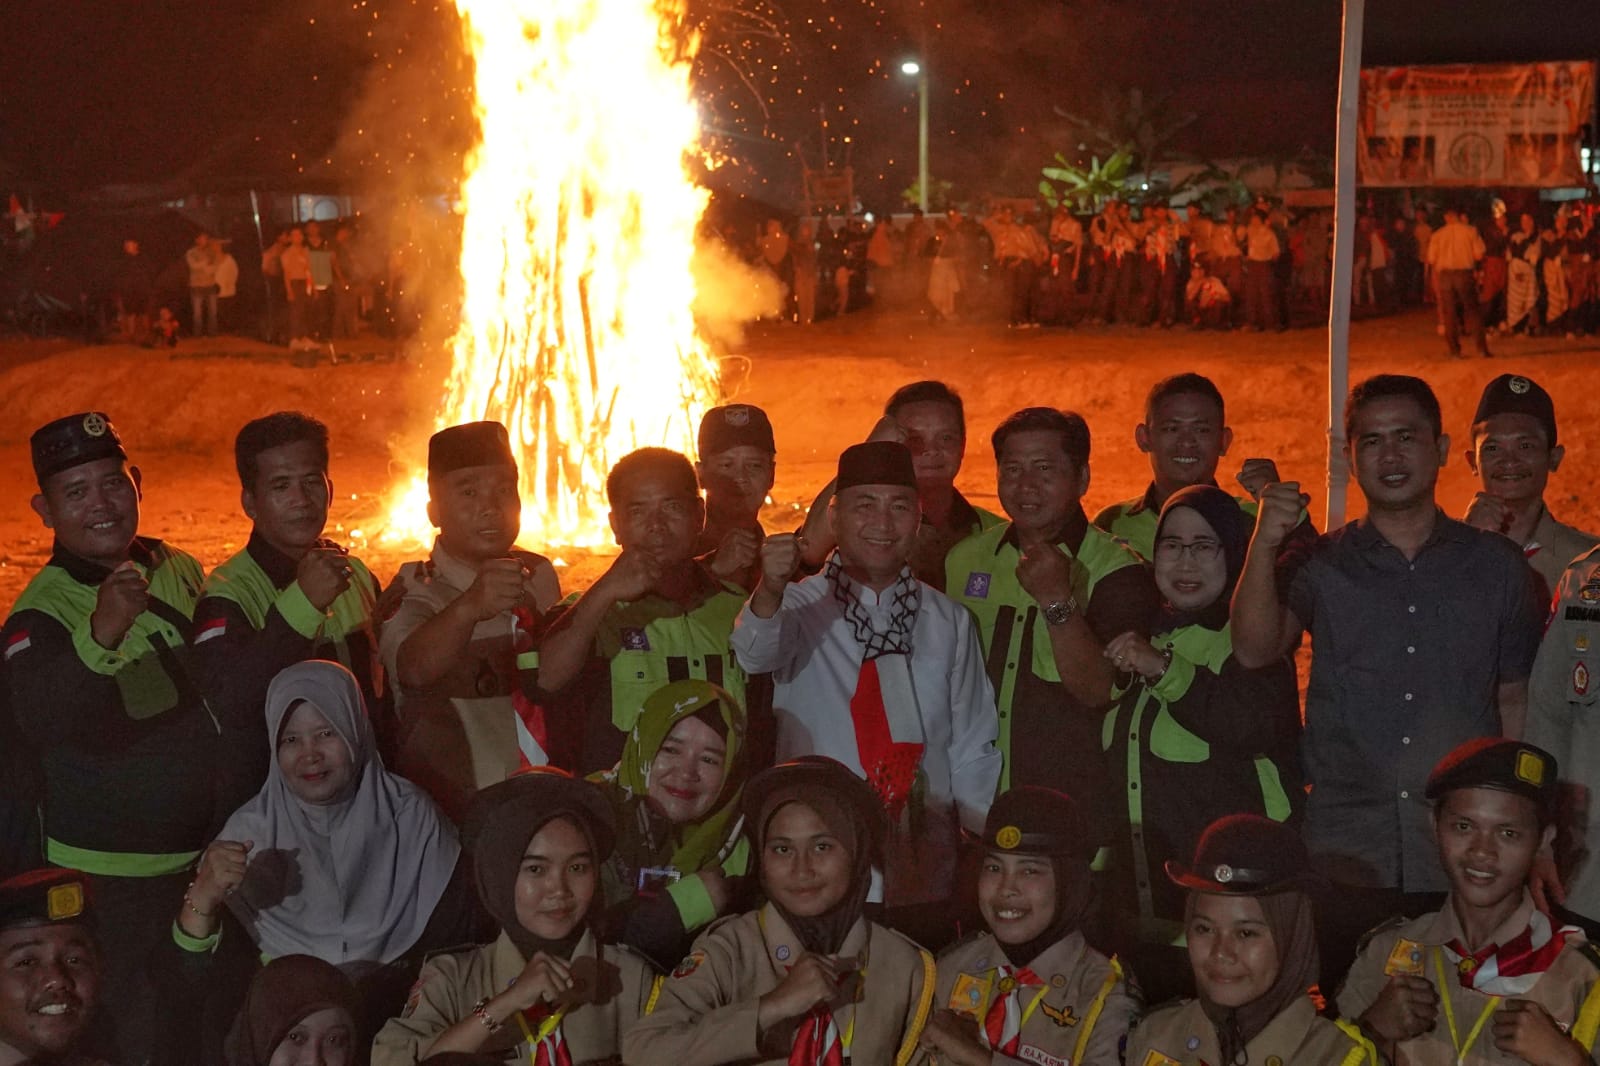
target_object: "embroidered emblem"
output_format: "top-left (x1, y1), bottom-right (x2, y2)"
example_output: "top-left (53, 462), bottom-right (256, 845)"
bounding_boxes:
top-left (1582, 582), bottom-right (1600, 604)
top-left (1508, 376), bottom-right (1531, 395)
top-left (1517, 749), bottom-right (1548, 785)
top-left (1266, 1056), bottom-right (1283, 1066)
top-left (725, 406), bottom-right (751, 427)
top-left (775, 944), bottom-right (791, 962)
top-left (672, 951), bottom-right (705, 979)
top-left (1049, 973), bottom-right (1066, 989)
top-left (1039, 1000), bottom-right (1078, 1028)
top-left (1383, 938), bottom-right (1425, 977)
top-left (1142, 1052), bottom-right (1183, 1066)
top-left (1576, 661), bottom-right (1591, 698)
top-left (964, 572), bottom-right (992, 599)
top-left (621, 627), bottom-right (651, 651)
top-left (1185, 1036), bottom-right (1201, 1051)
top-left (1579, 633), bottom-right (1591, 653)
top-left (81, 413), bottom-right (109, 437)
top-left (996, 825), bottom-right (1023, 850)
top-left (997, 974), bottom-right (1018, 995)
top-left (1019, 1046), bottom-right (1068, 1066)
top-left (4, 631), bottom-right (32, 661)
top-left (46, 883), bottom-right (84, 920)
top-left (950, 972), bottom-right (992, 1020)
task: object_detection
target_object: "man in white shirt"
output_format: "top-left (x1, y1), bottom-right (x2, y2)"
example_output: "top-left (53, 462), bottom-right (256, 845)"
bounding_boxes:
top-left (731, 440), bottom-right (1001, 945)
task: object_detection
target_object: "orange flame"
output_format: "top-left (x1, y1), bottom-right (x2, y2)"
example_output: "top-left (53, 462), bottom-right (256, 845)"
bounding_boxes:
top-left (388, 0), bottom-right (720, 549)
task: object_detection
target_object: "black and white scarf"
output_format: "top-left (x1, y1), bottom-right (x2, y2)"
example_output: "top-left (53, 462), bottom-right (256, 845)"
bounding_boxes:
top-left (826, 553), bottom-right (921, 660)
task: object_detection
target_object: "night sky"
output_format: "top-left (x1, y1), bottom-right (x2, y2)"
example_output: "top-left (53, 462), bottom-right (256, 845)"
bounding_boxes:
top-left (4, 0), bottom-right (1599, 208)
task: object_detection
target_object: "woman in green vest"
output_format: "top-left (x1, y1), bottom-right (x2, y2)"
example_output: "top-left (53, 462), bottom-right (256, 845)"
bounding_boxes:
top-left (1099, 485), bottom-right (1303, 1001)
top-left (592, 679), bottom-right (753, 970)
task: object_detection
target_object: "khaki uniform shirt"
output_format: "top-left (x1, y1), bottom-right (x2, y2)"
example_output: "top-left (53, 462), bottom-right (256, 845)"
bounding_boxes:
top-left (1526, 509), bottom-right (1600, 601)
top-left (1529, 546), bottom-right (1600, 922)
top-left (372, 929), bottom-right (656, 1066)
top-left (1336, 894), bottom-right (1600, 1065)
top-left (933, 930), bottom-right (1139, 1066)
top-left (622, 903), bottom-right (934, 1066)
top-left (1128, 996), bottom-right (1373, 1066)
top-left (380, 541), bottom-right (561, 820)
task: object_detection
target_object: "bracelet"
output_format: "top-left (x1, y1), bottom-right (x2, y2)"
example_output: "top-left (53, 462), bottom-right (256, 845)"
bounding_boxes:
top-left (183, 882), bottom-right (215, 919)
top-left (470, 997), bottom-right (503, 1034)
top-left (1142, 647), bottom-right (1173, 683)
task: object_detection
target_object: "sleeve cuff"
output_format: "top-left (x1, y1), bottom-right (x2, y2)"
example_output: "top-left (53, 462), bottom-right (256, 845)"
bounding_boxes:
top-left (73, 624), bottom-right (127, 676)
top-left (275, 581), bottom-right (327, 639)
top-left (1150, 654), bottom-right (1198, 702)
top-left (666, 874), bottom-right (716, 931)
top-left (172, 920), bottom-right (221, 954)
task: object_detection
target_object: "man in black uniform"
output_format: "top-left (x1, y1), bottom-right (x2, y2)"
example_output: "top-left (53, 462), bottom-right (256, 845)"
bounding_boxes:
top-left (694, 403), bottom-right (776, 592)
top-left (193, 412), bottom-right (385, 813)
top-left (3, 413), bottom-right (214, 1065)
top-left (0, 868), bottom-right (105, 1066)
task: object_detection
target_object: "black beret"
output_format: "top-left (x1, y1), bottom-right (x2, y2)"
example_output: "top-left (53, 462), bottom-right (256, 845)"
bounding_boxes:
top-left (982, 786), bottom-right (1095, 861)
top-left (699, 404), bottom-right (776, 458)
top-left (1425, 737), bottom-right (1557, 819)
top-left (0, 867), bottom-right (93, 931)
top-left (31, 412), bottom-right (127, 484)
top-left (836, 441), bottom-right (917, 492)
top-left (1472, 374), bottom-right (1557, 448)
top-left (1165, 814), bottom-right (1318, 895)
top-left (428, 421), bottom-right (516, 478)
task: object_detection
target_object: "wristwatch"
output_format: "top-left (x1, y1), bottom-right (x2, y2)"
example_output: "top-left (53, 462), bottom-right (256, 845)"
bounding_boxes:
top-left (1042, 597), bottom-right (1078, 626)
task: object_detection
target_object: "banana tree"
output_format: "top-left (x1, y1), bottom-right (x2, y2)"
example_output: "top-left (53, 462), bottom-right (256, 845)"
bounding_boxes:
top-left (1039, 146), bottom-right (1134, 210)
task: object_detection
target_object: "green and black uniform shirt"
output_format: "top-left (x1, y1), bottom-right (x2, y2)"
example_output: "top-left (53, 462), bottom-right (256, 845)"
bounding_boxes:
top-left (1101, 621), bottom-right (1301, 942)
top-left (529, 565), bottom-right (759, 775)
top-left (193, 532), bottom-right (383, 812)
top-left (1094, 480), bottom-right (1317, 565)
top-left (945, 507), bottom-right (1159, 837)
top-left (2, 538), bottom-right (216, 876)
top-left (911, 489), bottom-right (1004, 592)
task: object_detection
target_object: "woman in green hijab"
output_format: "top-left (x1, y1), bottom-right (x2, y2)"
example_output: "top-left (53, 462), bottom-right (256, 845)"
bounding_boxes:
top-left (596, 678), bottom-right (753, 968)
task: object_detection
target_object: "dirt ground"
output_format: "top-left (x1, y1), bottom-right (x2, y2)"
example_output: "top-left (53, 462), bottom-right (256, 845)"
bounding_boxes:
top-left (1, 309), bottom-right (1596, 609)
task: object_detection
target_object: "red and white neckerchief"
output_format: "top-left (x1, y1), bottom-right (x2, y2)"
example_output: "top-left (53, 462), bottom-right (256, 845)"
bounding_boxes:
top-left (789, 1003), bottom-right (846, 1066)
top-left (1443, 907), bottom-right (1582, 995)
top-left (981, 965), bottom-right (1046, 1056)
top-left (511, 605), bottom-right (552, 769)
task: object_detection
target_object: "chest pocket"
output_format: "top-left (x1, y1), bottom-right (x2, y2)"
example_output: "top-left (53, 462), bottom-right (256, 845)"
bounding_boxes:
top-left (1148, 707), bottom-right (1210, 764)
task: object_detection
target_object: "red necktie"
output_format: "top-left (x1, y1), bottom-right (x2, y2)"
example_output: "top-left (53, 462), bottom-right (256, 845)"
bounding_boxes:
top-left (523, 1005), bottom-right (573, 1066)
top-left (788, 1004), bottom-right (845, 1066)
top-left (848, 659), bottom-right (924, 821)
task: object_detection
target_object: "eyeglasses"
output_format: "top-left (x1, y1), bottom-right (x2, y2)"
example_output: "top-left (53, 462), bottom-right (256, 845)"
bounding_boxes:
top-left (1153, 538), bottom-right (1223, 563)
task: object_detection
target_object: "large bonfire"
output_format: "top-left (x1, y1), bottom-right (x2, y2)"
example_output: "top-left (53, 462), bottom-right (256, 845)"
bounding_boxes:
top-left (390, 0), bottom-right (722, 548)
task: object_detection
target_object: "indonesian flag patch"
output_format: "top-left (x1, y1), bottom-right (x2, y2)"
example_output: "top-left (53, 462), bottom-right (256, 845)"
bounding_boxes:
top-left (4, 630), bottom-right (31, 661)
top-left (194, 618), bottom-right (228, 645)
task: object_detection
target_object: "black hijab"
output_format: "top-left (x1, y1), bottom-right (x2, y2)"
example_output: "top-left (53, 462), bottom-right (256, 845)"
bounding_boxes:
top-left (1190, 889), bottom-right (1320, 1065)
top-left (755, 786), bottom-right (876, 956)
top-left (996, 854), bottom-right (1095, 968)
top-left (1154, 484), bottom-right (1253, 632)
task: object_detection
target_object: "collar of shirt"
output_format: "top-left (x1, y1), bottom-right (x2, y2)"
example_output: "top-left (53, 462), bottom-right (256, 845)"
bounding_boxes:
top-left (245, 529), bottom-right (303, 589)
top-left (761, 902), bottom-right (869, 970)
top-left (996, 505), bottom-right (1089, 556)
top-left (1344, 509), bottom-right (1470, 556)
top-left (925, 489), bottom-right (983, 536)
top-left (425, 538), bottom-right (483, 593)
top-left (49, 535), bottom-right (160, 585)
top-left (1417, 889), bottom-right (1536, 950)
top-left (1129, 478), bottom-right (1223, 517)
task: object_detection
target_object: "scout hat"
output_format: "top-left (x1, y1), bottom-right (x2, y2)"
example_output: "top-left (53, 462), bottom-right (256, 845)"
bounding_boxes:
top-left (1165, 814), bottom-right (1318, 895)
top-left (30, 412), bottom-right (127, 485)
top-left (427, 421), bottom-right (516, 478)
top-left (1425, 737), bottom-right (1558, 823)
top-left (1472, 374), bottom-right (1557, 448)
top-left (835, 441), bottom-right (917, 491)
top-left (0, 867), bottom-right (93, 931)
top-left (982, 786), bottom-right (1097, 862)
top-left (699, 404), bottom-right (775, 457)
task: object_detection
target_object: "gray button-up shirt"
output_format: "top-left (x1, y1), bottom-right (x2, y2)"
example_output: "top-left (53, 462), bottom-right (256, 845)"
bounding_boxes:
top-left (1287, 512), bottom-right (1542, 891)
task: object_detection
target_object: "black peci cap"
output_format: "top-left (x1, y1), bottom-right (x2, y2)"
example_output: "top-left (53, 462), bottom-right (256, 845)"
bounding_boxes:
top-left (835, 441), bottom-right (917, 492)
top-left (31, 412), bottom-right (127, 484)
top-left (1165, 814), bottom-right (1318, 895)
top-left (0, 868), bottom-right (93, 931)
top-left (427, 421), bottom-right (517, 478)
top-left (698, 404), bottom-right (776, 458)
top-left (1472, 374), bottom-right (1557, 448)
top-left (1425, 737), bottom-right (1558, 821)
top-left (982, 786), bottom-right (1096, 862)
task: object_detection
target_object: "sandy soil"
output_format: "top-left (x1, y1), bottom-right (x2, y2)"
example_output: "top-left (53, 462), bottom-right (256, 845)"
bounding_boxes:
top-left (1, 309), bottom-right (1596, 609)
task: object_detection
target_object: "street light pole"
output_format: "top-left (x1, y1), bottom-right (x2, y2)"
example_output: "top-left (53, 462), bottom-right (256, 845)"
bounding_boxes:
top-left (902, 60), bottom-right (929, 212)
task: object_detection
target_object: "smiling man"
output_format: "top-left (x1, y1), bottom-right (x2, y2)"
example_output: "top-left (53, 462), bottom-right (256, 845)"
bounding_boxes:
top-left (731, 441), bottom-right (1001, 947)
top-left (0, 869), bottom-right (101, 1066)
top-left (193, 412), bottom-right (384, 812)
top-left (693, 404), bottom-right (777, 593)
top-left (381, 421), bottom-right (562, 821)
top-left (532, 448), bottom-right (752, 775)
top-left (1231, 374), bottom-right (1545, 991)
top-left (2, 413), bottom-right (211, 1066)
top-left (1463, 374), bottom-right (1598, 600)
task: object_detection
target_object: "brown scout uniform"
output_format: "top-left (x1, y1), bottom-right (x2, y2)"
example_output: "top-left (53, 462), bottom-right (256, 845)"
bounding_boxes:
top-left (371, 928), bottom-right (657, 1066)
top-left (379, 543), bottom-right (560, 820)
top-left (1526, 507), bottom-right (1600, 601)
top-left (1335, 893), bottom-right (1600, 1066)
top-left (621, 902), bottom-right (934, 1066)
top-left (1127, 996), bottom-right (1373, 1066)
top-left (933, 929), bottom-right (1137, 1066)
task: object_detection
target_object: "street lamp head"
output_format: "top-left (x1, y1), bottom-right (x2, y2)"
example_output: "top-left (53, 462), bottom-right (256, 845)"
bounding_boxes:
top-left (900, 60), bottom-right (921, 76)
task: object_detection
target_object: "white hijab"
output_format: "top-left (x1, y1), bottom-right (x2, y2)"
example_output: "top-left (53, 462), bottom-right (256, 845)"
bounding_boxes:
top-left (221, 660), bottom-right (460, 967)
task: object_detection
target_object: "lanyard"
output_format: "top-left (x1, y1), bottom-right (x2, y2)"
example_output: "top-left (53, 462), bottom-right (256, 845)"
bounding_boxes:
top-left (1433, 949), bottom-right (1500, 1064)
top-left (1016, 983), bottom-right (1052, 1031)
top-left (514, 1006), bottom-right (566, 1065)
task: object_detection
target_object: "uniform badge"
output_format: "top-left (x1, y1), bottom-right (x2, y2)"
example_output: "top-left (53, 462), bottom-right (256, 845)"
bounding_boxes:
top-left (1019, 1046), bottom-right (1067, 1066)
top-left (997, 974), bottom-right (1018, 994)
top-left (4, 630), bottom-right (32, 662)
top-left (1185, 1036), bottom-right (1201, 1051)
top-left (725, 406), bottom-right (751, 427)
top-left (1212, 864), bottom-right (1235, 884)
top-left (672, 951), bottom-right (706, 979)
top-left (620, 627), bottom-right (652, 651)
top-left (401, 977), bottom-right (424, 1018)
top-left (1582, 582), bottom-right (1600, 604)
top-left (1508, 376), bottom-right (1531, 395)
top-left (46, 882), bottom-right (84, 921)
top-left (1142, 1052), bottom-right (1183, 1066)
top-left (950, 972), bottom-right (993, 1020)
top-left (964, 572), bottom-right (992, 599)
top-left (1516, 749), bottom-right (1547, 785)
top-left (775, 944), bottom-right (791, 962)
top-left (1575, 661), bottom-right (1591, 698)
top-left (1579, 633), bottom-right (1592, 653)
top-left (1265, 1057), bottom-right (1283, 1066)
top-left (1383, 938), bottom-right (1425, 977)
top-left (81, 412), bottom-right (109, 437)
top-left (1049, 973), bottom-right (1067, 989)
top-left (1039, 1000), bottom-right (1078, 1027)
top-left (995, 825), bottom-right (1023, 850)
